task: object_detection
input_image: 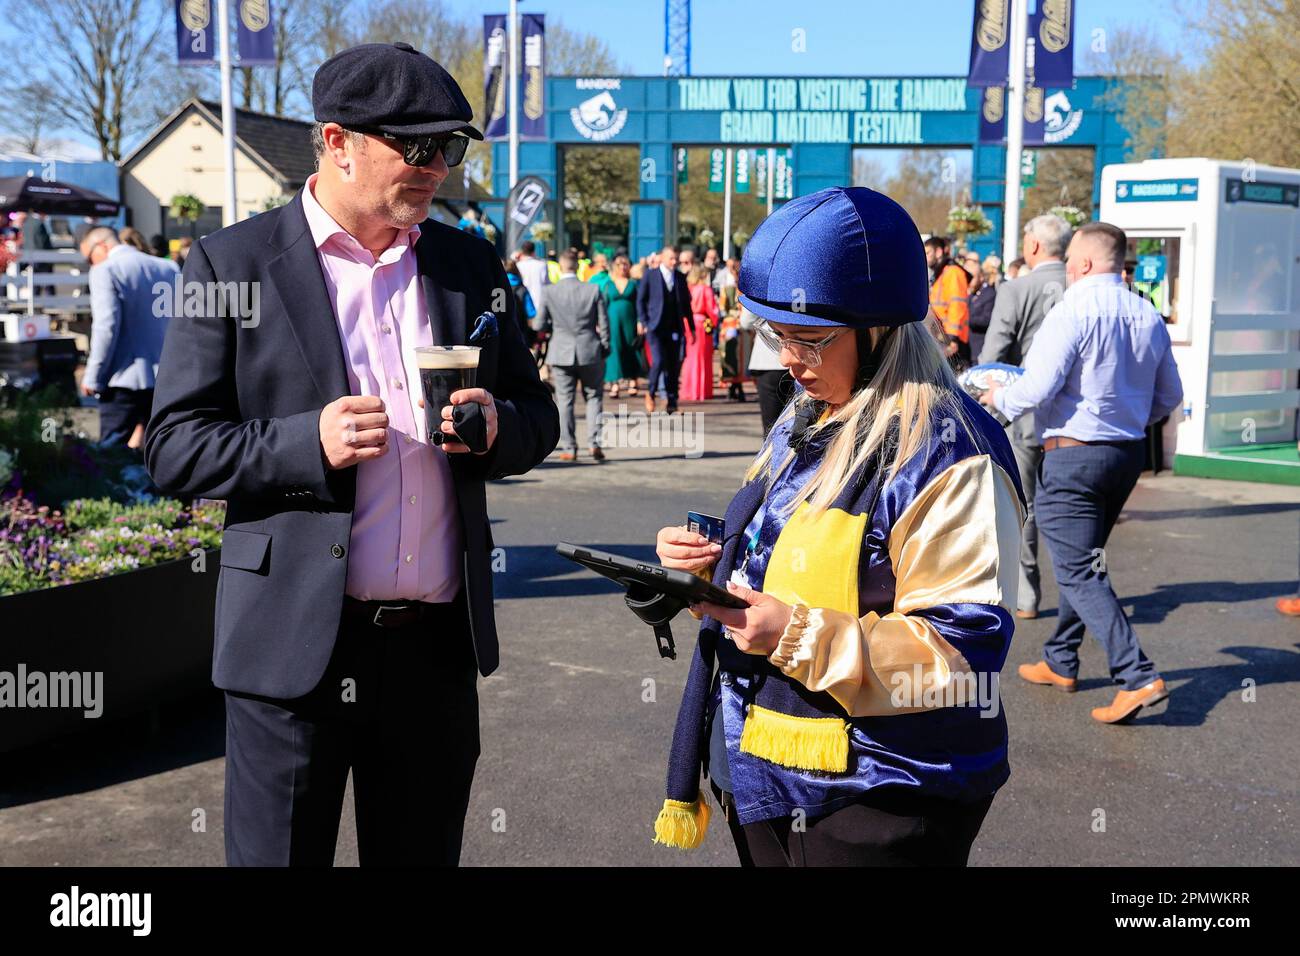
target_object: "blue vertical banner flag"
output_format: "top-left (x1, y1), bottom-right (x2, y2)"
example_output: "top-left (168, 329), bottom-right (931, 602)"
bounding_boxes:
top-left (978, 85), bottom-right (1045, 145)
top-left (1030, 1), bottom-right (1075, 88)
top-left (978, 86), bottom-right (1006, 144)
top-left (967, 0), bottom-right (1011, 88)
top-left (519, 13), bottom-right (545, 139)
top-left (236, 0), bottom-right (275, 66)
top-left (482, 15), bottom-right (509, 140)
top-left (175, 0), bottom-right (215, 66)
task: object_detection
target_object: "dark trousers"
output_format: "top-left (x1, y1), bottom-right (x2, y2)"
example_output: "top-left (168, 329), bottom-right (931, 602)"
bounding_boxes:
top-left (712, 783), bottom-right (994, 866)
top-left (97, 386), bottom-right (154, 448)
top-left (646, 332), bottom-right (682, 407)
top-left (1036, 440), bottom-right (1160, 690)
top-left (223, 589), bottom-right (480, 866)
top-left (752, 368), bottom-right (796, 435)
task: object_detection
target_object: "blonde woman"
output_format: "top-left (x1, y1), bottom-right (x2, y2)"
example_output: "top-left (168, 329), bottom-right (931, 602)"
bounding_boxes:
top-left (651, 187), bottom-right (1026, 866)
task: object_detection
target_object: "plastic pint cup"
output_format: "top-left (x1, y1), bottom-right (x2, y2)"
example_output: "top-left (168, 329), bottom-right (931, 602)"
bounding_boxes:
top-left (414, 345), bottom-right (480, 445)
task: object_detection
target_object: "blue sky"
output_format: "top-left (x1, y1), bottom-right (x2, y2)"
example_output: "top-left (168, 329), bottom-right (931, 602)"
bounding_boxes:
top-left (452, 0), bottom-right (1175, 75)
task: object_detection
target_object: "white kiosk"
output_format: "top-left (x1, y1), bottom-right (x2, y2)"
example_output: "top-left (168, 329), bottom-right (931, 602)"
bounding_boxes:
top-left (1100, 158), bottom-right (1300, 486)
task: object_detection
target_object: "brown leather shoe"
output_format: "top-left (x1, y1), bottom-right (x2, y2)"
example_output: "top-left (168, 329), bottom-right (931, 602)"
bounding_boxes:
top-left (590, 446), bottom-right (606, 462)
top-left (1276, 596), bottom-right (1300, 617)
top-left (1015, 608), bottom-right (1038, 620)
top-left (1091, 679), bottom-right (1169, 724)
top-left (1018, 660), bottom-right (1077, 692)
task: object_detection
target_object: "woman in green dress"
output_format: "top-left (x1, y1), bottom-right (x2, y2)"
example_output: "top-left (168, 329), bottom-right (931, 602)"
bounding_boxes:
top-left (602, 253), bottom-right (644, 398)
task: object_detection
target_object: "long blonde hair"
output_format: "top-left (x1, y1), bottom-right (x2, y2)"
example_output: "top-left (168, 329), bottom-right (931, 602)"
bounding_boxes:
top-left (743, 318), bottom-right (977, 517)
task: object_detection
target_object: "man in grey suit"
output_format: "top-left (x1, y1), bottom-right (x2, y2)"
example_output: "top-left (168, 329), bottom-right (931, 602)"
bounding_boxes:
top-left (79, 225), bottom-right (180, 448)
top-left (539, 250), bottom-right (610, 461)
top-left (978, 213), bottom-right (1071, 619)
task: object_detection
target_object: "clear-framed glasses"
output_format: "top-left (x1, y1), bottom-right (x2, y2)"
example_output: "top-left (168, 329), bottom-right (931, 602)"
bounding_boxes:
top-left (752, 320), bottom-right (847, 367)
top-left (366, 130), bottom-right (470, 167)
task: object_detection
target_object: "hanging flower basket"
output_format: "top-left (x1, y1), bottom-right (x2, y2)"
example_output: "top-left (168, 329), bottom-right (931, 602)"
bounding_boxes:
top-left (168, 193), bottom-right (205, 224)
top-left (1049, 205), bottom-right (1089, 228)
top-left (696, 228), bottom-right (716, 249)
top-left (947, 204), bottom-right (992, 238)
top-left (530, 221), bottom-right (554, 243)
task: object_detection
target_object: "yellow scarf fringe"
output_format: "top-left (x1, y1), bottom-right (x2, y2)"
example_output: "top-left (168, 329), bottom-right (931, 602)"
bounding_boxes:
top-left (739, 704), bottom-right (850, 773)
top-left (653, 796), bottom-right (711, 849)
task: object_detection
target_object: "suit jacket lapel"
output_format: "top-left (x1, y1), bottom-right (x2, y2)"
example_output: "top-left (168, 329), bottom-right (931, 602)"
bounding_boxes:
top-left (416, 229), bottom-right (466, 346)
top-left (264, 193), bottom-right (350, 405)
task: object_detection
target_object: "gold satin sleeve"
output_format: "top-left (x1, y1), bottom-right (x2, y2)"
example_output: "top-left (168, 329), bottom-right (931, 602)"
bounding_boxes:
top-left (767, 455), bottom-right (1025, 717)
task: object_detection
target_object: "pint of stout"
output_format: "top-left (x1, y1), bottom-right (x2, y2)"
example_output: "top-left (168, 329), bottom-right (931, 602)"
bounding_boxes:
top-left (415, 345), bottom-right (480, 445)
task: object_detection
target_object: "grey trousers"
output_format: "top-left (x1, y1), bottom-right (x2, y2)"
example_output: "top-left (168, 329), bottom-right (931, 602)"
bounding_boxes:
top-left (551, 361), bottom-right (604, 451)
top-left (1012, 438), bottom-right (1043, 612)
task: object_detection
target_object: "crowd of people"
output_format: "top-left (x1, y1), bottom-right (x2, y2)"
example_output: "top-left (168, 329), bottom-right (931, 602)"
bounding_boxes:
top-left (500, 238), bottom-right (760, 460)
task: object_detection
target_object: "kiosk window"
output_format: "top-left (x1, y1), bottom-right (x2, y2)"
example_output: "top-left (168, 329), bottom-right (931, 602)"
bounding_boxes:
top-left (1126, 236), bottom-right (1180, 324)
top-left (1217, 207), bottom-right (1293, 316)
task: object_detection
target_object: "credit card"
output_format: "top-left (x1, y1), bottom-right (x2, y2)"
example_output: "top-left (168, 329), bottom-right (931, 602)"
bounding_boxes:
top-left (686, 511), bottom-right (725, 545)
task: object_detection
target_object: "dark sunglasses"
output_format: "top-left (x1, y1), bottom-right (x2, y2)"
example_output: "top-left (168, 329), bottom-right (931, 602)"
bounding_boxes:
top-left (369, 130), bottom-right (469, 168)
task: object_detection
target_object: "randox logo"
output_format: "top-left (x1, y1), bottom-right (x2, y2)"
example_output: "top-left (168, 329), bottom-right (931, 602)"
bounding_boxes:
top-left (1039, 0), bottom-right (1071, 54)
top-left (180, 0), bottom-right (210, 32)
top-left (240, 0), bottom-right (271, 32)
top-left (975, 0), bottom-right (1009, 52)
top-left (1043, 90), bottom-right (1083, 143)
top-left (570, 89), bottom-right (628, 142)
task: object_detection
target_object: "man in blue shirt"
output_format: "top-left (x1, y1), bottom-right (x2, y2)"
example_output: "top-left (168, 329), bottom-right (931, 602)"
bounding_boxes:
top-left (981, 221), bottom-right (1183, 724)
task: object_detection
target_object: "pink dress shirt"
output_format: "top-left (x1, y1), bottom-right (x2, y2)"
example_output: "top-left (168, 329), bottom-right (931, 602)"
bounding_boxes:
top-left (301, 173), bottom-right (463, 602)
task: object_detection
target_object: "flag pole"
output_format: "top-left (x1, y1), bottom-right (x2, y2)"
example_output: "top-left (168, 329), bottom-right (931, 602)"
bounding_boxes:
top-left (218, 0), bottom-right (238, 225)
top-left (508, 0), bottom-right (519, 190)
top-left (1001, 0), bottom-right (1028, 263)
top-left (722, 148), bottom-right (733, 260)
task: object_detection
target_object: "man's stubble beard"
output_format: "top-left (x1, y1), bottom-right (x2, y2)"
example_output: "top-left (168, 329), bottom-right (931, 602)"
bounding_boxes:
top-left (382, 191), bottom-right (436, 230)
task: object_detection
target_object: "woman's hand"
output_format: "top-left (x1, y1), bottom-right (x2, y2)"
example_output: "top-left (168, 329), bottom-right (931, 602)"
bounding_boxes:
top-left (655, 525), bottom-right (721, 572)
top-left (692, 582), bottom-right (793, 657)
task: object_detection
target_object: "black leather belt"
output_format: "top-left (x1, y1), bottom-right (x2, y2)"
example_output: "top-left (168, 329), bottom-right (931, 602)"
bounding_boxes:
top-left (342, 596), bottom-right (452, 629)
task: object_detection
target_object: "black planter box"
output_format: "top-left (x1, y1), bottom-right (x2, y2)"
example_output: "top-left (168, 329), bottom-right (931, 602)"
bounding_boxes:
top-left (0, 549), bottom-right (220, 753)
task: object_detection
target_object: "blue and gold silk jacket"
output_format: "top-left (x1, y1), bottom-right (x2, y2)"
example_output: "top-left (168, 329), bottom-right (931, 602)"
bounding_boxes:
top-left (654, 389), bottom-right (1026, 846)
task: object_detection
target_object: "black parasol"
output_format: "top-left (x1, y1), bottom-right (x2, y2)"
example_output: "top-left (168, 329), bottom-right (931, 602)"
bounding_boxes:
top-left (0, 175), bottom-right (121, 216)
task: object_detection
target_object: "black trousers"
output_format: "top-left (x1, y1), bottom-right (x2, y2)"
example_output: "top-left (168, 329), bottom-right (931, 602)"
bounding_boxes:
top-left (97, 386), bottom-right (154, 448)
top-left (752, 369), bottom-right (796, 435)
top-left (223, 589), bottom-right (480, 866)
top-left (711, 782), bottom-right (995, 867)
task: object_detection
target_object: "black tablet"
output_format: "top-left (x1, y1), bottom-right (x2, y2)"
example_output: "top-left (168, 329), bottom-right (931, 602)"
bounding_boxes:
top-left (556, 542), bottom-right (750, 609)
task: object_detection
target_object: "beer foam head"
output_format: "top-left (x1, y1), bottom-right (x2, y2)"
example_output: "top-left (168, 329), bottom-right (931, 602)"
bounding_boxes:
top-left (415, 346), bottom-right (480, 369)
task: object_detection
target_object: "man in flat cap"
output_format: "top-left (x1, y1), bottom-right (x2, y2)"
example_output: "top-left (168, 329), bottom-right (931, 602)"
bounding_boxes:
top-left (146, 42), bottom-right (559, 866)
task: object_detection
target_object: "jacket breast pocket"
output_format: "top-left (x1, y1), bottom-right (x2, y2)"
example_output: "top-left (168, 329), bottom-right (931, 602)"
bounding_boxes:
top-left (219, 528), bottom-right (271, 574)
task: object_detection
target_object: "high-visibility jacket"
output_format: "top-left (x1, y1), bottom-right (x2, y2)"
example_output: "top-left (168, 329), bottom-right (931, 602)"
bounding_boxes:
top-left (930, 262), bottom-right (970, 344)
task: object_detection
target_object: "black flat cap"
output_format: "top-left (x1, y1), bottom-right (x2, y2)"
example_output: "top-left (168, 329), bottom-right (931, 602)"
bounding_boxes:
top-left (312, 41), bottom-right (484, 140)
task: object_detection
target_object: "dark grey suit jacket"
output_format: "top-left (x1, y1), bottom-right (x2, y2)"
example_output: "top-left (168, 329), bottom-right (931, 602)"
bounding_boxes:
top-left (539, 275), bottom-right (609, 367)
top-left (978, 260), bottom-right (1067, 442)
top-left (144, 193), bottom-right (559, 698)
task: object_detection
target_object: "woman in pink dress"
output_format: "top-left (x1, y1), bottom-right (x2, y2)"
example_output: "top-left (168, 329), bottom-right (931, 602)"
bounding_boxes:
top-left (680, 265), bottom-right (718, 401)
